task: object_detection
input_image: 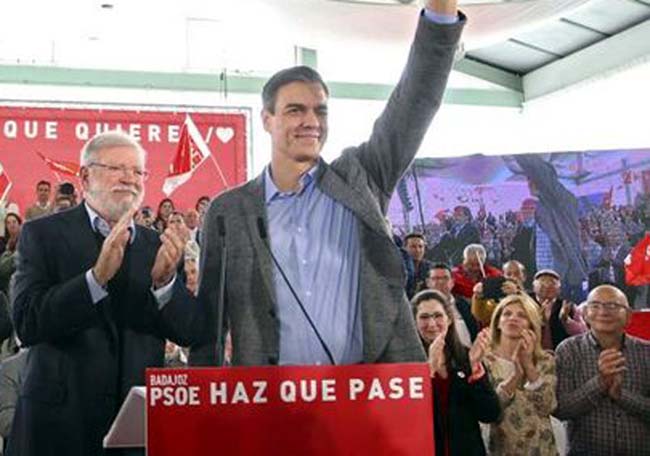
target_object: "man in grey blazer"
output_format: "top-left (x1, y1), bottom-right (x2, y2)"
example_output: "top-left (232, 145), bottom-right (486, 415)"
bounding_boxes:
top-left (189, 0), bottom-right (465, 367)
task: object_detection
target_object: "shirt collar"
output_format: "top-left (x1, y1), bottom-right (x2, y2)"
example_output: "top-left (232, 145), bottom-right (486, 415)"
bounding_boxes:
top-left (587, 331), bottom-right (627, 350)
top-left (84, 201), bottom-right (136, 243)
top-left (264, 164), bottom-right (319, 204)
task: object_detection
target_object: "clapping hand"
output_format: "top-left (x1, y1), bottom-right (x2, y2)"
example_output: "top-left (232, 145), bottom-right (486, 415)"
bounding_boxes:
top-left (469, 328), bottom-right (491, 367)
top-left (598, 348), bottom-right (626, 399)
top-left (92, 207), bottom-right (137, 287)
top-left (428, 327), bottom-right (448, 379)
top-left (151, 221), bottom-right (190, 289)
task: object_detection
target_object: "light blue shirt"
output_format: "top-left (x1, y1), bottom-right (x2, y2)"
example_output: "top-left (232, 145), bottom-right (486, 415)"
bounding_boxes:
top-left (423, 9), bottom-right (458, 25)
top-left (260, 9), bottom-right (457, 364)
top-left (265, 165), bottom-right (362, 365)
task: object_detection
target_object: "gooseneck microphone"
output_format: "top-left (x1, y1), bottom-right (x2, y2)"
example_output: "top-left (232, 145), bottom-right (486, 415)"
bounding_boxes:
top-left (215, 215), bottom-right (227, 366)
top-left (256, 217), bottom-right (336, 366)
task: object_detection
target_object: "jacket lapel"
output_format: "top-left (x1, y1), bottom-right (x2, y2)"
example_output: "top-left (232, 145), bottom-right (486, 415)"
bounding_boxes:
top-left (241, 175), bottom-right (278, 312)
top-left (61, 203), bottom-right (119, 348)
top-left (317, 164), bottom-right (389, 237)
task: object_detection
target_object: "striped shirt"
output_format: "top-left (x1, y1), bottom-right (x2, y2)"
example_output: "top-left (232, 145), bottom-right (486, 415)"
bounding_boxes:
top-left (555, 332), bottom-right (650, 455)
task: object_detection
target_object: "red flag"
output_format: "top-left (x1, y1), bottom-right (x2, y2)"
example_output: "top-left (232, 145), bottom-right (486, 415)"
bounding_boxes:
top-left (36, 151), bottom-right (80, 177)
top-left (602, 185), bottom-right (613, 209)
top-left (163, 115), bottom-right (211, 196)
top-left (625, 234), bottom-right (650, 286)
top-left (0, 163), bottom-right (12, 202)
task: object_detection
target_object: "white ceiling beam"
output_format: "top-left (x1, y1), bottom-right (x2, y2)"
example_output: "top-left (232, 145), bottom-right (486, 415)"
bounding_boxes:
top-left (523, 19), bottom-right (650, 102)
top-left (454, 57), bottom-right (523, 92)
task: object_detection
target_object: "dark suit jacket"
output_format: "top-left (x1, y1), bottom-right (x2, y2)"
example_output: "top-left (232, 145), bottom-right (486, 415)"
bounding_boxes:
top-left (588, 243), bottom-right (635, 304)
top-left (450, 222), bottom-right (481, 266)
top-left (432, 361), bottom-right (501, 455)
top-left (8, 204), bottom-right (213, 456)
top-left (188, 15), bottom-right (465, 367)
top-left (455, 295), bottom-right (479, 342)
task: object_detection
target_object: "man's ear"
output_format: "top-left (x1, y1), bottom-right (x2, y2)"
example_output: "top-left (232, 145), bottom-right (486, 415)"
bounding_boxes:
top-left (79, 167), bottom-right (90, 190)
top-left (261, 109), bottom-right (273, 134)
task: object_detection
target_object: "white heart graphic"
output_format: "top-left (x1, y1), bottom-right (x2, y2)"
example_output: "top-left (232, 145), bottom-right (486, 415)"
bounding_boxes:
top-left (216, 127), bottom-right (234, 144)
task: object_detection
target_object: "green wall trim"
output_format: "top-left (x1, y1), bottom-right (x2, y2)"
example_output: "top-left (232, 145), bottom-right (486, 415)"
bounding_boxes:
top-left (0, 64), bottom-right (522, 107)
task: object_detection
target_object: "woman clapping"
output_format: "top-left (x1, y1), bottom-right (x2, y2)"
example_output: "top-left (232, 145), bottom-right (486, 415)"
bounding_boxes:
top-left (483, 294), bottom-right (558, 455)
top-left (413, 290), bottom-right (501, 455)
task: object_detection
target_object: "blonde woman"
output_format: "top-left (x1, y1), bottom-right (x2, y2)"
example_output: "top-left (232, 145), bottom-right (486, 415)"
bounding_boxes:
top-left (484, 294), bottom-right (558, 455)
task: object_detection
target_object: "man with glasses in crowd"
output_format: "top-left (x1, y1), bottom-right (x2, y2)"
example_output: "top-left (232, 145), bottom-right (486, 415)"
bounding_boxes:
top-left (555, 284), bottom-right (650, 456)
top-left (8, 131), bottom-right (213, 456)
top-left (425, 263), bottom-right (478, 346)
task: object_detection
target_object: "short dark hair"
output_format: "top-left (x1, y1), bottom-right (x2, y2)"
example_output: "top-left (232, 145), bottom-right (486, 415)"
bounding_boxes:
top-left (404, 232), bottom-right (426, 245)
top-left (58, 182), bottom-right (75, 196)
top-left (195, 196), bottom-right (210, 211)
top-left (36, 180), bottom-right (51, 189)
top-left (430, 263), bottom-right (452, 274)
top-left (262, 66), bottom-right (329, 114)
top-left (454, 205), bottom-right (472, 220)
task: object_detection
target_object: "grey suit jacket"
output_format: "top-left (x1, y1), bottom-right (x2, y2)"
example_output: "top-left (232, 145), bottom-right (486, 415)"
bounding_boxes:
top-left (189, 13), bottom-right (465, 367)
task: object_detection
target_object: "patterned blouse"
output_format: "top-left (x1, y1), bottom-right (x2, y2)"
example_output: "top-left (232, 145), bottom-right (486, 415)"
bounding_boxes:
top-left (484, 350), bottom-right (558, 456)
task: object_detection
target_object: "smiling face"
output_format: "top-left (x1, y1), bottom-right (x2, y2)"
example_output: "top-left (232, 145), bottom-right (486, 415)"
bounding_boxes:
top-left (415, 299), bottom-right (451, 345)
top-left (5, 215), bottom-right (21, 237)
top-left (81, 146), bottom-right (145, 223)
top-left (584, 285), bottom-right (630, 338)
top-left (263, 81), bottom-right (328, 168)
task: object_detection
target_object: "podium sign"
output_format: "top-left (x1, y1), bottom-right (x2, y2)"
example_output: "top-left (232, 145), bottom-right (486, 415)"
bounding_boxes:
top-left (146, 363), bottom-right (433, 456)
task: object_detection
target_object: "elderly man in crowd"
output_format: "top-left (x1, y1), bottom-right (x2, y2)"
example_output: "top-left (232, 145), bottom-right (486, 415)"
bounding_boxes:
top-left (8, 131), bottom-right (214, 456)
top-left (555, 284), bottom-right (650, 455)
top-left (452, 243), bottom-right (502, 300)
top-left (533, 268), bottom-right (587, 350)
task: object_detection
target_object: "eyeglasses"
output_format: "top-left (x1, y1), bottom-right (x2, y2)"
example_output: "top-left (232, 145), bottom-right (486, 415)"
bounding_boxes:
top-left (417, 312), bottom-right (447, 322)
top-left (586, 301), bottom-right (629, 313)
top-left (88, 162), bottom-right (150, 180)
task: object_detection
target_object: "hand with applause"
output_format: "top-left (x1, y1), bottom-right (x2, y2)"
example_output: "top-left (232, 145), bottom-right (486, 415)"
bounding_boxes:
top-left (501, 341), bottom-right (524, 397)
top-left (469, 328), bottom-right (491, 367)
top-left (92, 207), bottom-right (137, 287)
top-left (598, 348), bottom-right (626, 393)
top-left (559, 299), bottom-right (573, 322)
top-left (151, 222), bottom-right (189, 289)
top-left (428, 327), bottom-right (448, 379)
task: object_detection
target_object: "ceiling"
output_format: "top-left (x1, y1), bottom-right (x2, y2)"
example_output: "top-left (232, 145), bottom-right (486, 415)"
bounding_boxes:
top-left (0, 0), bottom-right (648, 108)
top-left (458, 0), bottom-right (650, 102)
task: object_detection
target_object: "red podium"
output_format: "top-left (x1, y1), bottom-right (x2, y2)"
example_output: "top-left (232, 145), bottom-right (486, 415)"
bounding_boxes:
top-left (144, 363), bottom-right (433, 456)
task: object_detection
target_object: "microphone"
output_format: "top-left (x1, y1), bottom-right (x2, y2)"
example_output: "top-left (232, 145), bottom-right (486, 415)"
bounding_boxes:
top-left (217, 215), bottom-right (226, 238)
top-left (215, 215), bottom-right (227, 366)
top-left (256, 217), bottom-right (336, 365)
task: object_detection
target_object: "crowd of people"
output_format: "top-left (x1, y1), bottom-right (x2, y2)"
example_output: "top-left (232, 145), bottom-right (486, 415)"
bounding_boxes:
top-left (396, 194), bottom-right (650, 308)
top-left (410, 247), bottom-right (649, 455)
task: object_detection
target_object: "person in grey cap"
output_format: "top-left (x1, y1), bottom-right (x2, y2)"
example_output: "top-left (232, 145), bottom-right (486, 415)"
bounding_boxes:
top-left (533, 268), bottom-right (587, 350)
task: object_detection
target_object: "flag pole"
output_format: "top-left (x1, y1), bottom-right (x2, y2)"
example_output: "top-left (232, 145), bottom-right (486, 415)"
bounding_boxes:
top-left (207, 154), bottom-right (230, 189)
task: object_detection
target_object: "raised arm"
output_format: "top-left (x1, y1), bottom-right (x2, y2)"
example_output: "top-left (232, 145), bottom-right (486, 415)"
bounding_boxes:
top-left (352, 0), bottom-right (464, 211)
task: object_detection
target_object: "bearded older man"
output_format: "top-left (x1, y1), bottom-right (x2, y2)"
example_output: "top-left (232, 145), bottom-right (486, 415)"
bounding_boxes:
top-left (8, 131), bottom-right (213, 456)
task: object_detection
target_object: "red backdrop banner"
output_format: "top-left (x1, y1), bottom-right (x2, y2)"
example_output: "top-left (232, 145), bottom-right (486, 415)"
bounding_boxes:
top-left (146, 363), bottom-right (434, 456)
top-left (626, 311), bottom-right (650, 340)
top-left (0, 105), bottom-right (248, 212)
